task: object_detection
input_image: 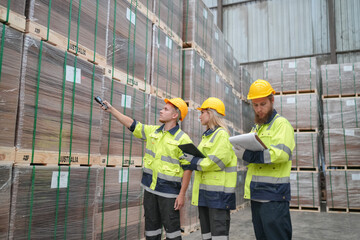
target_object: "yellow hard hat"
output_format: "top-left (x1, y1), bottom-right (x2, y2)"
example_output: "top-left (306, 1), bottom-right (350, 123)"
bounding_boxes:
top-left (197, 97), bottom-right (226, 116)
top-left (164, 98), bottom-right (188, 121)
top-left (247, 79), bottom-right (276, 100)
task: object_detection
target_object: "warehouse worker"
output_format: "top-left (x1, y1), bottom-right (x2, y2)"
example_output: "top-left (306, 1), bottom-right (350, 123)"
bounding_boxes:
top-left (181, 97), bottom-right (237, 240)
top-left (236, 79), bottom-right (295, 240)
top-left (99, 97), bottom-right (193, 240)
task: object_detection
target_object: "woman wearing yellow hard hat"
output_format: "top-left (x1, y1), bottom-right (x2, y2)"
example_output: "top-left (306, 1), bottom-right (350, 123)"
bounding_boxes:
top-left (181, 97), bottom-right (237, 239)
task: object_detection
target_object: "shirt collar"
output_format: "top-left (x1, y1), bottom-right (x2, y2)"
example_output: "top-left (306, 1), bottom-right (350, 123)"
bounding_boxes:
top-left (202, 126), bottom-right (220, 136)
top-left (156, 124), bottom-right (180, 135)
top-left (265, 109), bottom-right (278, 124)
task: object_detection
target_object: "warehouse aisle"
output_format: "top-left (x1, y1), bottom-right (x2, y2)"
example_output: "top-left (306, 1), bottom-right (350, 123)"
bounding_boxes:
top-left (183, 205), bottom-right (360, 240)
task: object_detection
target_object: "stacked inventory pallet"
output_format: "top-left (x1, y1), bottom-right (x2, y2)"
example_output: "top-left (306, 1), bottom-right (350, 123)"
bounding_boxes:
top-left (321, 62), bottom-right (360, 213)
top-left (264, 57), bottom-right (322, 212)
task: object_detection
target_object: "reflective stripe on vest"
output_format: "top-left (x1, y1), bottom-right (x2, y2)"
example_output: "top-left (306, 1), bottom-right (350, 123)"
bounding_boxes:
top-left (161, 155), bottom-right (179, 164)
top-left (271, 143), bottom-right (293, 160)
top-left (158, 172), bottom-right (182, 183)
top-left (146, 148), bottom-right (156, 158)
top-left (199, 184), bottom-right (236, 193)
top-left (252, 175), bottom-right (290, 184)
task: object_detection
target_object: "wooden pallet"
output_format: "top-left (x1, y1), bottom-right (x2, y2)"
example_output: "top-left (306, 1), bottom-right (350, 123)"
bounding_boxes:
top-left (126, 0), bottom-right (156, 23)
top-left (150, 86), bottom-right (179, 99)
top-left (183, 41), bottom-right (213, 66)
top-left (26, 21), bottom-right (106, 66)
top-left (294, 128), bottom-right (318, 133)
top-left (291, 166), bottom-right (319, 172)
top-left (290, 205), bottom-right (320, 212)
top-left (96, 155), bottom-right (143, 167)
top-left (0, 5), bottom-right (26, 32)
top-left (154, 17), bottom-right (183, 47)
top-left (326, 165), bottom-right (360, 170)
top-left (105, 66), bottom-right (150, 94)
top-left (275, 89), bottom-right (317, 95)
top-left (15, 149), bottom-right (99, 166)
top-left (322, 93), bottom-right (359, 99)
top-left (0, 147), bottom-right (16, 162)
top-left (327, 207), bottom-right (360, 214)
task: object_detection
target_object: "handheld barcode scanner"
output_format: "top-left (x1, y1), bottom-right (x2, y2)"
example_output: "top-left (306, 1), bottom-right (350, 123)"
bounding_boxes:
top-left (94, 96), bottom-right (108, 110)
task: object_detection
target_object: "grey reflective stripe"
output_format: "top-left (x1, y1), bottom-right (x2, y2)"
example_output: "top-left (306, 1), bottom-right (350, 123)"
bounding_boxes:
top-left (225, 166), bottom-right (237, 173)
top-left (141, 124), bottom-right (146, 140)
top-left (166, 230), bottom-right (182, 239)
top-left (143, 167), bottom-right (153, 175)
top-left (161, 155), bottom-right (179, 164)
top-left (212, 236), bottom-right (229, 240)
top-left (199, 184), bottom-right (236, 193)
top-left (267, 115), bottom-right (280, 130)
top-left (271, 143), bottom-right (292, 159)
top-left (252, 175), bottom-right (290, 184)
top-left (208, 155), bottom-right (226, 170)
top-left (210, 128), bottom-right (225, 143)
top-left (142, 186), bottom-right (179, 198)
top-left (145, 229), bottom-right (162, 237)
top-left (158, 172), bottom-right (182, 182)
top-left (263, 149), bottom-right (271, 164)
top-left (145, 148), bottom-right (156, 158)
top-left (174, 130), bottom-right (184, 141)
top-left (202, 232), bottom-right (212, 240)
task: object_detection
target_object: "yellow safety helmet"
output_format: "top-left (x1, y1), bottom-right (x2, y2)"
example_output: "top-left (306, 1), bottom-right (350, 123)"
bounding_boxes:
top-left (164, 98), bottom-right (188, 121)
top-left (197, 97), bottom-right (226, 116)
top-left (247, 79), bottom-right (276, 100)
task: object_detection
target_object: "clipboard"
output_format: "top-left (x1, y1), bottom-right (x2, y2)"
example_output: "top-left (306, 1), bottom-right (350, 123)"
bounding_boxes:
top-left (229, 132), bottom-right (267, 151)
top-left (178, 143), bottom-right (205, 158)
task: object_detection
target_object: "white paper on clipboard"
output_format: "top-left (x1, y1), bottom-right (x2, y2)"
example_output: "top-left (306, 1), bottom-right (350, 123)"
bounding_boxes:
top-left (229, 132), bottom-right (267, 151)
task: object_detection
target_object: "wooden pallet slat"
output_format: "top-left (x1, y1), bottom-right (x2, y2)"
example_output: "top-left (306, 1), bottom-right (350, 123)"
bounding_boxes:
top-left (0, 5), bottom-right (26, 32)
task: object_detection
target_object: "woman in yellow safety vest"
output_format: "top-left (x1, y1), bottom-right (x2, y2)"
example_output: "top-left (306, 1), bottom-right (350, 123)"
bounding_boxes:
top-left (181, 97), bottom-right (237, 240)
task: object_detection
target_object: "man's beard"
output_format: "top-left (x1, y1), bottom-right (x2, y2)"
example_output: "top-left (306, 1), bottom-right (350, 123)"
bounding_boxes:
top-left (255, 108), bottom-right (273, 125)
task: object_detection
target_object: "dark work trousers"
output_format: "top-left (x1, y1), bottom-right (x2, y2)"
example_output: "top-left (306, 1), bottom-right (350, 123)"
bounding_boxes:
top-left (198, 206), bottom-right (230, 240)
top-left (143, 190), bottom-right (181, 240)
top-left (251, 200), bottom-right (292, 240)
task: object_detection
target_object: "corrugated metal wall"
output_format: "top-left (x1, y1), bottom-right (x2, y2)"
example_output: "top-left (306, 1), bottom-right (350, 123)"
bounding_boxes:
top-left (204, 0), bottom-right (360, 64)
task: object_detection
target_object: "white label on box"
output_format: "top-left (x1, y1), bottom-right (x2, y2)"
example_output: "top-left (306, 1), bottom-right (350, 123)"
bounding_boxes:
top-left (233, 59), bottom-right (236, 67)
top-left (66, 65), bottom-right (81, 84)
top-left (200, 58), bottom-right (205, 69)
top-left (290, 173), bottom-right (297, 180)
top-left (127, 8), bottom-right (136, 25)
top-left (51, 171), bottom-right (69, 188)
top-left (346, 99), bottom-right (355, 106)
top-left (343, 65), bottom-right (352, 72)
top-left (121, 94), bottom-right (132, 108)
top-left (165, 36), bottom-right (172, 49)
top-left (119, 169), bottom-right (129, 183)
top-left (216, 75), bottom-right (220, 83)
top-left (215, 31), bottom-right (219, 40)
top-left (225, 87), bottom-right (229, 94)
top-left (203, 9), bottom-right (208, 19)
top-left (288, 62), bottom-right (296, 69)
top-left (228, 45), bottom-right (231, 52)
top-left (345, 129), bottom-right (355, 136)
top-left (287, 97), bottom-right (296, 104)
top-left (235, 98), bottom-right (238, 104)
top-left (352, 174), bottom-right (360, 181)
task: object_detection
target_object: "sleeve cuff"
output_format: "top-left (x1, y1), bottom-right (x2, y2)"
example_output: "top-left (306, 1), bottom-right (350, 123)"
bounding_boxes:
top-left (182, 157), bottom-right (201, 171)
top-left (128, 119), bottom-right (137, 132)
top-left (243, 150), bottom-right (264, 164)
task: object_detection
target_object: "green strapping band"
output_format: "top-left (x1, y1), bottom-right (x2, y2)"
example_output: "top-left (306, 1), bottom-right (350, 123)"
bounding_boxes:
top-left (353, 64), bottom-right (358, 128)
top-left (296, 172), bottom-right (299, 206)
top-left (329, 171), bottom-right (334, 208)
top-left (325, 65), bottom-right (332, 166)
top-left (101, 167), bottom-right (107, 240)
top-left (344, 171), bottom-right (350, 209)
top-left (0, 24), bottom-right (7, 83)
top-left (118, 168), bottom-right (124, 239)
top-left (338, 65), bottom-right (348, 166)
top-left (311, 172), bottom-right (315, 207)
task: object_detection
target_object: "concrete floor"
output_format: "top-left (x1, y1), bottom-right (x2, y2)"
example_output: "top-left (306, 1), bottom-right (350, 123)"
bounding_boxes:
top-left (182, 205), bottom-right (360, 240)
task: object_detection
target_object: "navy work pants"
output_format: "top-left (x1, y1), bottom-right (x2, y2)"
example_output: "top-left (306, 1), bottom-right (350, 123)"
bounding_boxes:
top-left (198, 206), bottom-right (230, 240)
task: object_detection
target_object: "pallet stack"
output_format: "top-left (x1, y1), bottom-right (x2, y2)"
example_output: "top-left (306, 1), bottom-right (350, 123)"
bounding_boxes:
top-left (264, 57), bottom-right (322, 212)
top-left (321, 62), bottom-right (360, 213)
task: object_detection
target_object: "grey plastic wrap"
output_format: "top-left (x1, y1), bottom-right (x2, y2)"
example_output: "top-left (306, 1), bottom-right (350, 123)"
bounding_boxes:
top-left (0, 0), bottom-right (26, 15)
top-left (107, 0), bottom-right (152, 84)
top-left (211, 73), bottom-right (226, 106)
top-left (274, 93), bottom-right (319, 130)
top-left (321, 62), bottom-right (360, 96)
top-left (242, 101), bottom-right (255, 133)
top-left (16, 36), bottom-right (103, 156)
top-left (183, 0), bottom-right (213, 54)
top-left (182, 108), bottom-right (203, 145)
top-left (153, 0), bottom-right (183, 39)
top-left (101, 77), bottom-right (148, 164)
top-left (290, 171), bottom-right (320, 208)
top-left (148, 94), bottom-right (163, 126)
top-left (95, 167), bottom-right (144, 239)
top-left (235, 170), bottom-right (247, 207)
top-left (232, 98), bottom-right (242, 131)
top-left (232, 58), bottom-right (241, 94)
top-left (9, 165), bottom-right (99, 239)
top-left (264, 57), bottom-right (318, 92)
top-left (240, 66), bottom-right (253, 98)
top-left (211, 23), bottom-right (225, 74)
top-left (293, 132), bottom-right (319, 169)
top-left (224, 41), bottom-right (234, 82)
top-left (323, 97), bottom-right (360, 129)
top-left (324, 128), bottom-right (360, 167)
top-left (0, 24), bottom-right (23, 148)
top-left (27, 0), bottom-right (109, 58)
top-left (0, 162), bottom-right (12, 239)
top-left (326, 170), bottom-right (360, 210)
top-left (151, 25), bottom-right (183, 98)
top-left (180, 172), bottom-right (199, 234)
top-left (183, 49), bottom-right (212, 105)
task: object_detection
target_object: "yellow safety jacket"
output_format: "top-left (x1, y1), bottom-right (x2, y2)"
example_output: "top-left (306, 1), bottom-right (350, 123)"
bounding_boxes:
top-left (243, 110), bottom-right (295, 201)
top-left (132, 121), bottom-right (192, 198)
top-left (184, 127), bottom-right (237, 210)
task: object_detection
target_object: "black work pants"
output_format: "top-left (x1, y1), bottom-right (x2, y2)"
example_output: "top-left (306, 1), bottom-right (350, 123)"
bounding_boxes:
top-left (251, 200), bottom-right (292, 240)
top-left (143, 190), bottom-right (181, 240)
top-left (198, 206), bottom-right (230, 240)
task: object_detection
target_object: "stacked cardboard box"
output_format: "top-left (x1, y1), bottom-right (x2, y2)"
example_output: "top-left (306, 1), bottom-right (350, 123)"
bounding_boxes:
top-left (154, 0), bottom-right (183, 41)
top-left (293, 132), bottom-right (319, 169)
top-left (290, 171), bottom-right (320, 210)
top-left (0, 163), bottom-right (12, 239)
